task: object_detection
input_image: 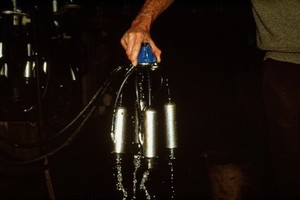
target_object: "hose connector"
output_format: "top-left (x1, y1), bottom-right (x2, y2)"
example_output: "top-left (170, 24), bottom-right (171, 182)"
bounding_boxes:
top-left (137, 43), bottom-right (157, 66)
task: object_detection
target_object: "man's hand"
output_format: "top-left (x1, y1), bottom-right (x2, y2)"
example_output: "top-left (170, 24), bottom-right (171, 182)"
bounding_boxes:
top-left (120, 25), bottom-right (161, 66)
top-left (120, 0), bottom-right (173, 66)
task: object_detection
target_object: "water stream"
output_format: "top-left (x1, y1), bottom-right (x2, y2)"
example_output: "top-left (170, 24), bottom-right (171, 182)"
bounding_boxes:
top-left (139, 170), bottom-right (152, 200)
top-left (114, 156), bottom-right (128, 200)
top-left (132, 154), bottom-right (142, 199)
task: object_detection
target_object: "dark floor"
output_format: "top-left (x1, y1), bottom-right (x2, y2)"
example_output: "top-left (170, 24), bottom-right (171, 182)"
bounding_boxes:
top-left (0, 104), bottom-right (279, 200)
top-left (0, 115), bottom-right (207, 200)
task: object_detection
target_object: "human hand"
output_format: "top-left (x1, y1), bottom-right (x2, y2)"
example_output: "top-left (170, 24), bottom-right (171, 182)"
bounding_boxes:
top-left (120, 26), bottom-right (161, 66)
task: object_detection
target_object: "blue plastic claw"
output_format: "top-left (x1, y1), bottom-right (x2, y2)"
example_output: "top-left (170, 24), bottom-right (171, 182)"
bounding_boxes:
top-left (137, 43), bottom-right (157, 65)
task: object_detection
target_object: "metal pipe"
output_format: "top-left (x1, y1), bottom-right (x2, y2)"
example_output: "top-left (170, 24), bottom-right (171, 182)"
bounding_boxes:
top-left (164, 103), bottom-right (178, 149)
top-left (143, 108), bottom-right (157, 158)
top-left (112, 107), bottom-right (127, 154)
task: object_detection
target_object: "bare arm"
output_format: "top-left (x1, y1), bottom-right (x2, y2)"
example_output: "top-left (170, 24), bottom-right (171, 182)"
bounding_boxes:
top-left (120, 0), bottom-right (174, 66)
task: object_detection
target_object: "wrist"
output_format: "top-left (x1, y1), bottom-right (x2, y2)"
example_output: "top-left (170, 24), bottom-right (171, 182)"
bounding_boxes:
top-left (131, 13), bottom-right (153, 31)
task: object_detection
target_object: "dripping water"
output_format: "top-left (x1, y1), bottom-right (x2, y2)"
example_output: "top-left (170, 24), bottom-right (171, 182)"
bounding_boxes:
top-left (114, 156), bottom-right (128, 200)
top-left (168, 158), bottom-right (176, 199)
top-left (140, 170), bottom-right (152, 200)
top-left (132, 154), bottom-right (142, 199)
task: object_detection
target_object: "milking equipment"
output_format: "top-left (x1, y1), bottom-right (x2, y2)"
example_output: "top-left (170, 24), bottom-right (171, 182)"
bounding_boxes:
top-left (110, 43), bottom-right (178, 199)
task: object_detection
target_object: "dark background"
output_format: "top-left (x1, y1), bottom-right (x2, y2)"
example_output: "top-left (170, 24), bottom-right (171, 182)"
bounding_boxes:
top-left (0, 0), bottom-right (276, 199)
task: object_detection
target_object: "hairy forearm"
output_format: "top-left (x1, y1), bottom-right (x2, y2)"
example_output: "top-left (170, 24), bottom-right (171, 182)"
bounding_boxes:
top-left (131, 0), bottom-right (174, 30)
top-left (121, 0), bottom-right (174, 65)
